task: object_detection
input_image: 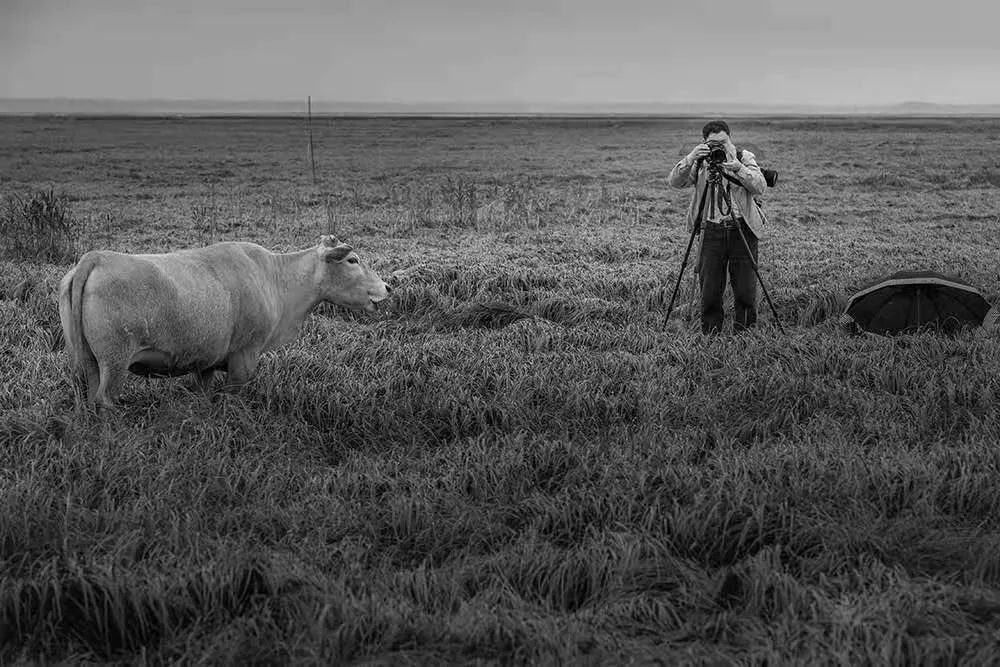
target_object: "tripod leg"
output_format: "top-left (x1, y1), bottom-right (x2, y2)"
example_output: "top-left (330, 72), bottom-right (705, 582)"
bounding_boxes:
top-left (665, 225), bottom-right (700, 324)
top-left (719, 187), bottom-right (785, 334)
top-left (665, 173), bottom-right (710, 325)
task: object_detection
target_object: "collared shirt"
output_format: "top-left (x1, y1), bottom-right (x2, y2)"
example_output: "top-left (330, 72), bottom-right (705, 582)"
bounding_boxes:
top-left (667, 151), bottom-right (769, 238)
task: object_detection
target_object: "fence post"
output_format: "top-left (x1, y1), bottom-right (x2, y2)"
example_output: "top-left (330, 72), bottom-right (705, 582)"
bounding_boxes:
top-left (306, 96), bottom-right (316, 185)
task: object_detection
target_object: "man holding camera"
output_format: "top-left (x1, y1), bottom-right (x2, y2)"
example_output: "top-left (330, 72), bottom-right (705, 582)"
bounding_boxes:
top-left (668, 120), bottom-right (768, 334)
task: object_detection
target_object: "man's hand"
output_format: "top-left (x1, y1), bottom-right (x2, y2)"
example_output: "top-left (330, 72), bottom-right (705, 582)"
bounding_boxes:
top-left (687, 143), bottom-right (710, 163)
top-left (721, 144), bottom-right (742, 172)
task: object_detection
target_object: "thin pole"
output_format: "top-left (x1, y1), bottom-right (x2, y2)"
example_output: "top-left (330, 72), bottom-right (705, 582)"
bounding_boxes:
top-left (306, 96), bottom-right (316, 184)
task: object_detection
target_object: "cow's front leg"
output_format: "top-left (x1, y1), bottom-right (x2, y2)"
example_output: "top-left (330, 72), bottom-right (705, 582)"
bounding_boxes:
top-left (222, 349), bottom-right (261, 391)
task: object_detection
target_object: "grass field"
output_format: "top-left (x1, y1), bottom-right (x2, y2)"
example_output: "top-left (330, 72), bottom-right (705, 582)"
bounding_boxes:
top-left (2, 114), bottom-right (1000, 665)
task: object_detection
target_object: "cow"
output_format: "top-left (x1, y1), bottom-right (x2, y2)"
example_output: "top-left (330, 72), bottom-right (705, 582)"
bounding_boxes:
top-left (57, 235), bottom-right (390, 411)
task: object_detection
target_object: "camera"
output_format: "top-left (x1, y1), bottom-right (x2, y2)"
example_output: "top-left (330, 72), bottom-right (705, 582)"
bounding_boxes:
top-left (706, 139), bottom-right (728, 165)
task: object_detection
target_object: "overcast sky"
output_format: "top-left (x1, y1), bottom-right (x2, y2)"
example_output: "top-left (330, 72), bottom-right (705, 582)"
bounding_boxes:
top-left (1, 0), bottom-right (997, 107)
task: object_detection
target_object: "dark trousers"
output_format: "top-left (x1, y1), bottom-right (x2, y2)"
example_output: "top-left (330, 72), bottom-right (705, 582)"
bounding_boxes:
top-left (698, 220), bottom-right (759, 334)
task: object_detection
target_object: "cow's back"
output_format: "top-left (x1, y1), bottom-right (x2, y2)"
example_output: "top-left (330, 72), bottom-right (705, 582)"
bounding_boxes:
top-left (81, 242), bottom-right (280, 368)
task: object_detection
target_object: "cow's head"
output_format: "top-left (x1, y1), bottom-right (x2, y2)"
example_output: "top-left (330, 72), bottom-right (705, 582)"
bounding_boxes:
top-left (316, 236), bottom-right (391, 313)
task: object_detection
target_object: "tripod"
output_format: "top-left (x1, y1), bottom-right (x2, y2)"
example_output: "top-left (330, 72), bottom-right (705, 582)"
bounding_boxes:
top-left (665, 161), bottom-right (785, 334)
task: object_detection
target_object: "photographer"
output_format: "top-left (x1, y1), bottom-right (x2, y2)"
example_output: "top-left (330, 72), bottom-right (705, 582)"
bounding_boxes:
top-left (668, 120), bottom-right (768, 334)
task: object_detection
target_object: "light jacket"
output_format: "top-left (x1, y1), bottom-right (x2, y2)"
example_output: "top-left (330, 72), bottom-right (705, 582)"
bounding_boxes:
top-left (667, 150), bottom-right (770, 239)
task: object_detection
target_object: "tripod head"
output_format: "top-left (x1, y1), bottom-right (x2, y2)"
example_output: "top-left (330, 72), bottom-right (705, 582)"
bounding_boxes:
top-left (697, 157), bottom-right (726, 185)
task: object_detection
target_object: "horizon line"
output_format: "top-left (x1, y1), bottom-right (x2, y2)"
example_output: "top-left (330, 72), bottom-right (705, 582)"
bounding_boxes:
top-left (4, 98), bottom-right (1000, 120)
top-left (3, 96), bottom-right (1000, 108)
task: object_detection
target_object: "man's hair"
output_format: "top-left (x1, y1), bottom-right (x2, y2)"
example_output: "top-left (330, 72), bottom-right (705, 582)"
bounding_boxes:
top-left (702, 120), bottom-right (731, 139)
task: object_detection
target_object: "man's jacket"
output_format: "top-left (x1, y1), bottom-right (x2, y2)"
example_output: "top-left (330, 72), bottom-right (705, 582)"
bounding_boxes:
top-left (667, 150), bottom-right (769, 239)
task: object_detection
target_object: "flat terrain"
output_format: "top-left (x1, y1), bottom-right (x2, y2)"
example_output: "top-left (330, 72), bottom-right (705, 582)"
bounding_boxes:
top-left (2, 115), bottom-right (1000, 664)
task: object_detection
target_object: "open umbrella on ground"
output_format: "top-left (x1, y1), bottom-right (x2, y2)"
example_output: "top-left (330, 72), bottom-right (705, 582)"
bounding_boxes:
top-left (843, 270), bottom-right (996, 335)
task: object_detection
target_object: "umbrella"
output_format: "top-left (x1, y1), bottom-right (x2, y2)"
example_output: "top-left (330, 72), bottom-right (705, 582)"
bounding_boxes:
top-left (844, 270), bottom-right (995, 335)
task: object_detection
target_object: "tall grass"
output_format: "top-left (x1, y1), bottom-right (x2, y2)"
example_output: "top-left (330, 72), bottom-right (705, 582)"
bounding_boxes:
top-left (3, 115), bottom-right (1000, 663)
top-left (0, 190), bottom-right (83, 263)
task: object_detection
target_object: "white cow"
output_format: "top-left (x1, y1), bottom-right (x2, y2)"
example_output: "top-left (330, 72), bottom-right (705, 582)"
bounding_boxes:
top-left (58, 235), bottom-right (390, 410)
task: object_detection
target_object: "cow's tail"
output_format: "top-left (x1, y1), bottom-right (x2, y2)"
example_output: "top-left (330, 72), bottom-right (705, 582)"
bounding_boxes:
top-left (60, 252), bottom-right (101, 382)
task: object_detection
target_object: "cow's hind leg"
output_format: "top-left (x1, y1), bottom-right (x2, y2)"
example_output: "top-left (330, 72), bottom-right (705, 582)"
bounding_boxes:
top-left (81, 297), bottom-right (138, 413)
top-left (94, 360), bottom-right (127, 413)
top-left (82, 356), bottom-right (101, 406)
top-left (64, 328), bottom-right (100, 406)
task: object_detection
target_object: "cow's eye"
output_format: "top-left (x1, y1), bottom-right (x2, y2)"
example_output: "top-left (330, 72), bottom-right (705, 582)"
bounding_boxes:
top-left (347, 257), bottom-right (359, 265)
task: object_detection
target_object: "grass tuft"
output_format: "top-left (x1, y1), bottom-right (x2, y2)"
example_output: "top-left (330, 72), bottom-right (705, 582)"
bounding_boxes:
top-left (796, 287), bottom-right (848, 327)
top-left (440, 301), bottom-right (534, 330)
top-left (0, 190), bottom-right (82, 263)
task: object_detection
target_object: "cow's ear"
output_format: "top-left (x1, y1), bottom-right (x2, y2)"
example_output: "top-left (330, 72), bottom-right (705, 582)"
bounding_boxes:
top-left (322, 244), bottom-right (352, 262)
top-left (320, 235), bottom-right (340, 248)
